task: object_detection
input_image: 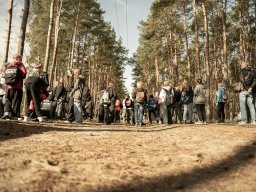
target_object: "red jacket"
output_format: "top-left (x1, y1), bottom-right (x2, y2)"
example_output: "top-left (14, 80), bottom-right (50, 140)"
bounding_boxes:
top-left (7, 61), bottom-right (27, 89)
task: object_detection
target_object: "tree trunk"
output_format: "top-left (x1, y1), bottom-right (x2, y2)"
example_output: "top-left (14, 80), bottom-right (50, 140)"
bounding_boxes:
top-left (4, 0), bottom-right (14, 63)
top-left (70, 1), bottom-right (81, 69)
top-left (239, 1), bottom-right (245, 66)
top-left (221, 0), bottom-right (228, 82)
top-left (202, 0), bottom-right (211, 121)
top-left (49, 0), bottom-right (63, 89)
top-left (44, 0), bottom-right (55, 72)
top-left (17, 0), bottom-right (30, 58)
top-left (192, 0), bottom-right (200, 79)
top-left (183, 1), bottom-right (191, 81)
top-left (154, 56), bottom-right (159, 89)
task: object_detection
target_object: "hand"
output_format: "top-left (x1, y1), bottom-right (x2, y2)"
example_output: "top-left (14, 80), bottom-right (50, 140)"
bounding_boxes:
top-left (248, 88), bottom-right (252, 93)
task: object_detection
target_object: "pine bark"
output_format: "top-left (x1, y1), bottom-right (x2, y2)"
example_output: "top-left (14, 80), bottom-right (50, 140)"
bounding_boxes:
top-left (202, 0), bottom-right (211, 121)
top-left (17, 0), bottom-right (30, 58)
top-left (44, 0), bottom-right (55, 72)
top-left (4, 0), bottom-right (14, 63)
top-left (49, 0), bottom-right (63, 88)
top-left (70, 1), bottom-right (81, 69)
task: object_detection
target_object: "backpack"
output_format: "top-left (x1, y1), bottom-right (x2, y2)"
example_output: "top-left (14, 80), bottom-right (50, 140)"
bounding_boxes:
top-left (136, 90), bottom-right (145, 103)
top-left (223, 89), bottom-right (228, 100)
top-left (4, 66), bottom-right (21, 85)
top-left (101, 90), bottom-right (111, 104)
top-left (164, 88), bottom-right (175, 106)
top-left (148, 99), bottom-right (156, 109)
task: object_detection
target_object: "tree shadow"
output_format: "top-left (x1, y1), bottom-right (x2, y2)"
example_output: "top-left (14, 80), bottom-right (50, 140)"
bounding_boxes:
top-left (94, 141), bottom-right (256, 192)
top-left (0, 121), bottom-right (181, 142)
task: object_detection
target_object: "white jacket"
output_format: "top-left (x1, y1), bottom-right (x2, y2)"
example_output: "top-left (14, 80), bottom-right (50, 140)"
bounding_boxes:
top-left (159, 86), bottom-right (173, 103)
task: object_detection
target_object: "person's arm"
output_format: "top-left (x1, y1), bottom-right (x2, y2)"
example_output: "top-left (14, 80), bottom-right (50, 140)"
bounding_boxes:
top-left (20, 63), bottom-right (27, 79)
top-left (70, 78), bottom-right (80, 96)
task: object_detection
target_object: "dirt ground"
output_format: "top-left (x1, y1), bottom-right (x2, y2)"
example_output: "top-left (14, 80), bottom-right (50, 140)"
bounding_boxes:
top-left (0, 120), bottom-right (256, 192)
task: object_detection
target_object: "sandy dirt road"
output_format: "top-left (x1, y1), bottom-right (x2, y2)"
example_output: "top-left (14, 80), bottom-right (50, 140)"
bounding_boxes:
top-left (0, 120), bottom-right (256, 192)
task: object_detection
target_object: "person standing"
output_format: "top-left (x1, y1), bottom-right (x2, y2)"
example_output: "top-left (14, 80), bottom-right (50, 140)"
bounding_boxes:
top-left (132, 81), bottom-right (147, 127)
top-left (215, 82), bottom-right (226, 123)
top-left (158, 80), bottom-right (174, 124)
top-left (239, 62), bottom-right (256, 124)
top-left (181, 79), bottom-right (194, 124)
top-left (103, 82), bottom-right (117, 125)
top-left (69, 69), bottom-right (86, 124)
top-left (0, 65), bottom-right (7, 117)
top-left (3, 54), bottom-right (27, 120)
top-left (194, 79), bottom-right (206, 124)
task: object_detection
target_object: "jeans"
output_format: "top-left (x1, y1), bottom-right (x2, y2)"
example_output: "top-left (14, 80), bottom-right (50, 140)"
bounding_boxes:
top-left (134, 103), bottom-right (144, 125)
top-left (74, 99), bottom-right (83, 123)
top-left (183, 103), bottom-right (193, 122)
top-left (239, 91), bottom-right (256, 122)
top-left (126, 108), bottom-right (133, 124)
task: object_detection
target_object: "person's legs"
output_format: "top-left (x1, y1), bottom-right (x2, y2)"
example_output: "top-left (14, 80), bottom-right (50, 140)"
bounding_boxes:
top-left (24, 83), bottom-right (32, 117)
top-left (0, 95), bottom-right (4, 116)
top-left (220, 103), bottom-right (225, 122)
top-left (138, 104), bottom-right (144, 126)
top-left (217, 102), bottom-right (222, 122)
top-left (196, 104), bottom-right (203, 122)
top-left (183, 104), bottom-right (188, 122)
top-left (201, 104), bottom-right (206, 122)
top-left (134, 103), bottom-right (139, 125)
top-left (74, 99), bottom-right (82, 123)
top-left (12, 89), bottom-right (23, 117)
top-left (188, 103), bottom-right (193, 122)
top-left (30, 84), bottom-right (42, 118)
top-left (239, 91), bottom-right (248, 122)
top-left (3, 89), bottom-right (13, 117)
top-left (246, 94), bottom-right (256, 122)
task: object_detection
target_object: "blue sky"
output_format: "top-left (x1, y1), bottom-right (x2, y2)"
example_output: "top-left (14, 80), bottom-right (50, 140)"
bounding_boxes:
top-left (0, 0), bottom-right (153, 92)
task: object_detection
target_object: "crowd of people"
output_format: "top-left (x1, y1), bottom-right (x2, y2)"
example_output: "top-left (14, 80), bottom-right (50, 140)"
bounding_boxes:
top-left (0, 54), bottom-right (256, 126)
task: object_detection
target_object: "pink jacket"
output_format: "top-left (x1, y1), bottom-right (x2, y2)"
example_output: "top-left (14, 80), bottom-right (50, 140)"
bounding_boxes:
top-left (7, 61), bottom-right (27, 89)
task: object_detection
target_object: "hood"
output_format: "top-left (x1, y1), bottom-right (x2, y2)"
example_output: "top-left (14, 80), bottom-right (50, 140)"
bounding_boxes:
top-left (162, 86), bottom-right (171, 91)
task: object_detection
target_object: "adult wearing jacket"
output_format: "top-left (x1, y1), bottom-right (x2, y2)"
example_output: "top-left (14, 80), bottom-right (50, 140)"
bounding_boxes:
top-left (3, 54), bottom-right (27, 119)
top-left (215, 82), bottom-right (226, 123)
top-left (69, 69), bottom-right (86, 124)
top-left (132, 81), bottom-right (147, 127)
top-left (158, 80), bottom-right (173, 124)
top-left (24, 71), bottom-right (48, 122)
top-left (239, 63), bottom-right (256, 124)
top-left (181, 79), bottom-right (194, 124)
top-left (104, 82), bottom-right (117, 124)
top-left (194, 79), bottom-right (206, 124)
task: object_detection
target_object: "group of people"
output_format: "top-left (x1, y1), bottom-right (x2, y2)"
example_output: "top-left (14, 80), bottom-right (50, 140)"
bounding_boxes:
top-left (0, 54), bottom-right (93, 123)
top-left (0, 54), bottom-right (256, 126)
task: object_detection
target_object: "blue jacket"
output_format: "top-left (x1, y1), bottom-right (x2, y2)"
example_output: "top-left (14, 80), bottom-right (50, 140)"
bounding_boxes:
top-left (216, 87), bottom-right (226, 103)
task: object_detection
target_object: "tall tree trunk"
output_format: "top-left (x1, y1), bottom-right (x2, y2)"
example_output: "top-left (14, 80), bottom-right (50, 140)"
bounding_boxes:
top-left (44, 0), bottom-right (55, 72)
top-left (154, 56), bottom-right (159, 89)
top-left (4, 0), bottom-right (14, 63)
top-left (49, 0), bottom-right (63, 89)
top-left (70, 1), bottom-right (81, 69)
top-left (221, 0), bottom-right (228, 82)
top-left (239, 1), bottom-right (245, 66)
top-left (192, 0), bottom-right (200, 78)
top-left (169, 31), bottom-right (173, 78)
top-left (17, 0), bottom-right (30, 58)
top-left (183, 0), bottom-right (191, 81)
top-left (202, 0), bottom-right (211, 121)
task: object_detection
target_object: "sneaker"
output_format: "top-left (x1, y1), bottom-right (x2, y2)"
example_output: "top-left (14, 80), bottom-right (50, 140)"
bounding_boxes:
top-left (38, 116), bottom-right (44, 122)
top-left (2, 112), bottom-right (10, 119)
top-left (238, 121), bottom-right (246, 125)
top-left (195, 121), bottom-right (203, 125)
top-left (23, 116), bottom-right (31, 122)
top-left (251, 121), bottom-right (256, 125)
